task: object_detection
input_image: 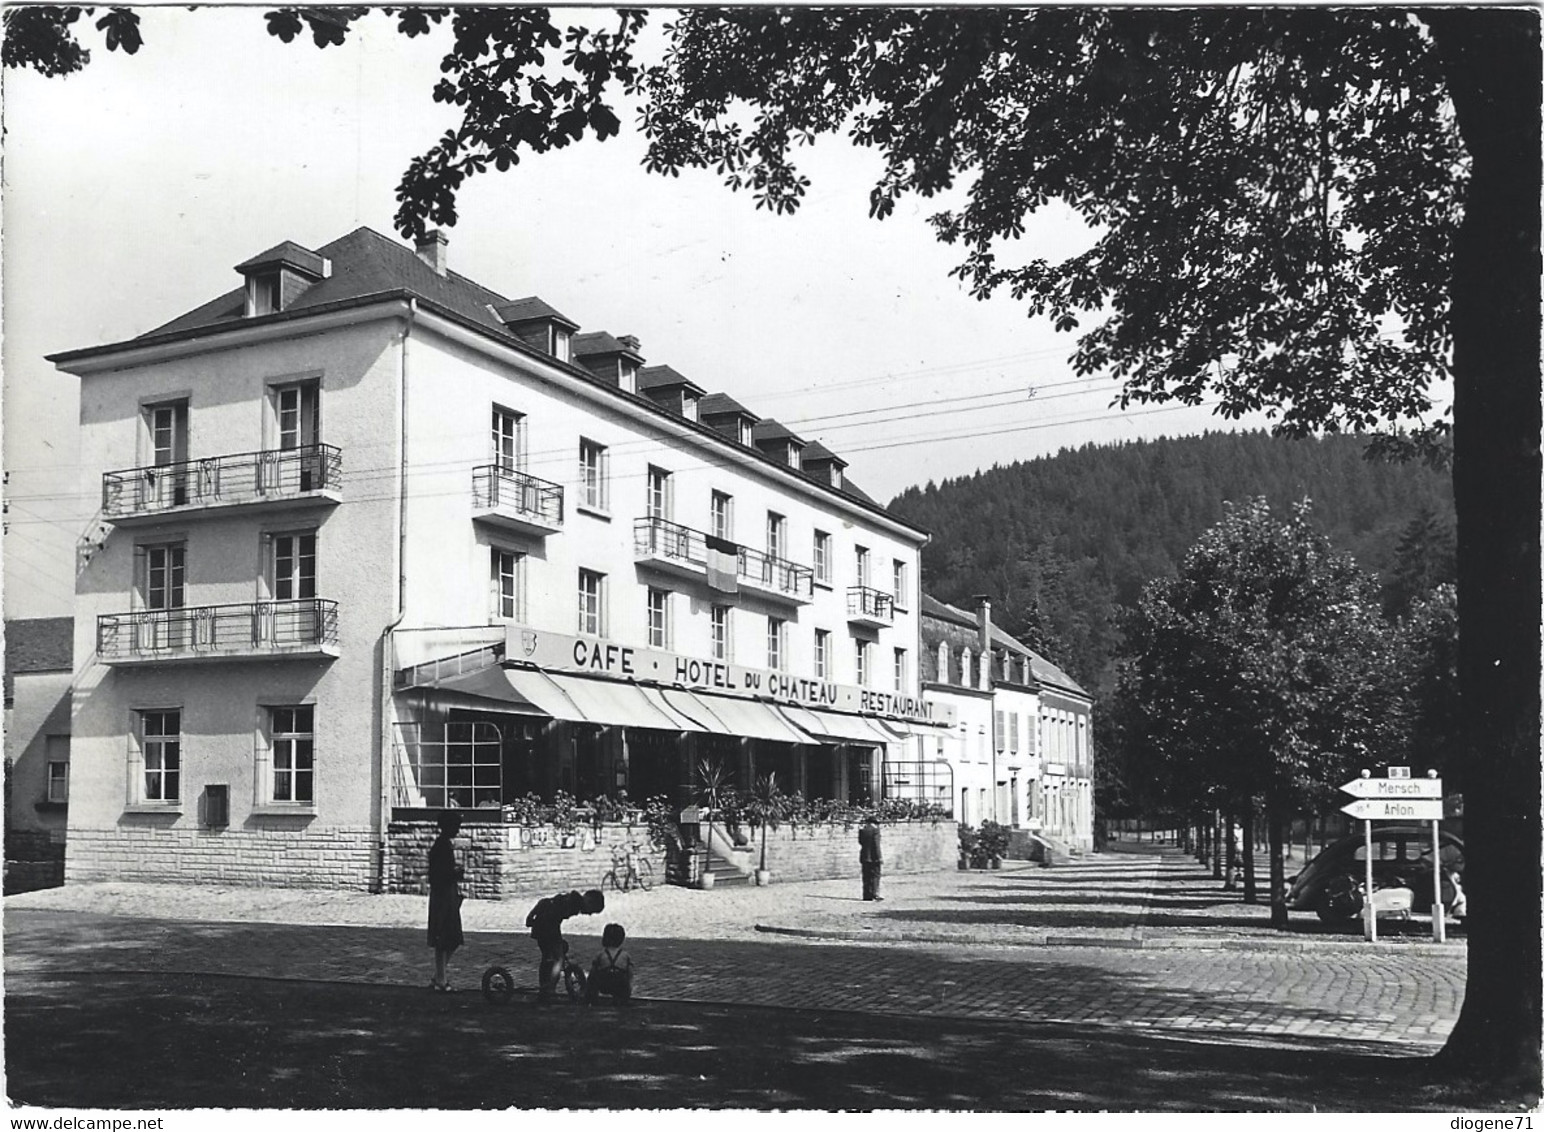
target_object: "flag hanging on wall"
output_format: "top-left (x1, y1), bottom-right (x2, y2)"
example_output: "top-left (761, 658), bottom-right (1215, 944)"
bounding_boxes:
top-left (706, 535), bottom-right (740, 594)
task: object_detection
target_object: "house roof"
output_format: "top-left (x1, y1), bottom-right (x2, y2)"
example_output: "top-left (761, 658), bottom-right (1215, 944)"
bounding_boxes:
top-left (235, 240), bottom-right (327, 278)
top-left (638, 365), bottom-right (705, 395)
top-left (494, 296), bottom-right (578, 329)
top-left (4, 617), bottom-right (73, 705)
top-left (573, 331), bottom-right (642, 360)
top-left (919, 594), bottom-right (1088, 699)
top-left (801, 440), bottom-right (848, 468)
top-left (52, 227), bottom-right (924, 538)
top-left (752, 418), bottom-right (805, 446)
top-left (697, 392), bottom-right (758, 420)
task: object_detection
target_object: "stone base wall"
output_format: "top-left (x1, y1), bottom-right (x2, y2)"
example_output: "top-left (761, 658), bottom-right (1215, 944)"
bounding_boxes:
top-left (739, 820), bottom-right (957, 883)
top-left (65, 825), bottom-right (377, 890)
top-left (386, 820), bottom-right (667, 899)
top-left (4, 829), bottom-right (67, 894)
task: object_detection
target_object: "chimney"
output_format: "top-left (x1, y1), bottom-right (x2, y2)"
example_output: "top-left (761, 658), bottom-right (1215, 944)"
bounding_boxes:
top-left (415, 229), bottom-right (448, 276)
top-left (618, 335), bottom-right (642, 353)
top-left (974, 595), bottom-right (992, 654)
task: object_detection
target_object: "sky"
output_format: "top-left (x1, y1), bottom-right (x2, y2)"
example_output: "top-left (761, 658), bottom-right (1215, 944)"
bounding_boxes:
top-left (1, 7), bottom-right (1274, 620)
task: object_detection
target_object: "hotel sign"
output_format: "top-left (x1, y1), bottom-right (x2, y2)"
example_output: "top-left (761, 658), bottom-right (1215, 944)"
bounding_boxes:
top-left (505, 625), bottom-right (954, 727)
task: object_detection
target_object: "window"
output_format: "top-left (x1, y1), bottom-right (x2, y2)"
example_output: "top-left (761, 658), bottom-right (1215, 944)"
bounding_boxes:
top-left (766, 512), bottom-right (786, 560)
top-left (45, 735), bottom-right (69, 804)
top-left (893, 559), bottom-right (908, 607)
top-left (647, 587), bottom-right (672, 649)
top-left (855, 639), bottom-right (870, 685)
top-left (553, 327), bottom-right (573, 363)
top-left (767, 617), bottom-right (786, 671)
top-left (140, 543), bottom-right (186, 610)
top-left (579, 439), bottom-right (609, 511)
top-left (273, 381), bottom-right (320, 450)
top-left (894, 647), bottom-right (907, 693)
top-left (738, 419), bottom-right (755, 446)
top-left (142, 399), bottom-right (188, 506)
top-left (250, 273), bottom-right (281, 316)
top-left (647, 466), bottom-right (673, 520)
top-left (814, 629), bottom-right (831, 680)
top-left (813, 531), bottom-right (832, 584)
top-left (961, 647), bottom-right (973, 688)
top-left (711, 491), bottom-right (734, 540)
top-left (138, 709), bottom-right (181, 803)
top-left (936, 641), bottom-right (949, 683)
top-left (145, 400), bottom-right (188, 467)
top-left (491, 406), bottom-right (526, 472)
top-left (855, 546), bottom-right (870, 588)
top-left (578, 569), bottom-right (607, 636)
top-left (271, 532), bottom-right (317, 600)
top-left (269, 705), bottom-right (315, 804)
top-left (491, 547), bottom-right (525, 620)
top-left (711, 605), bottom-right (732, 661)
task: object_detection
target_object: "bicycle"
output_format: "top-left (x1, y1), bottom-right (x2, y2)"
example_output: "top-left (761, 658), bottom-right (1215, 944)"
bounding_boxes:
top-left (481, 939), bottom-right (587, 1004)
top-left (601, 841), bottom-right (653, 893)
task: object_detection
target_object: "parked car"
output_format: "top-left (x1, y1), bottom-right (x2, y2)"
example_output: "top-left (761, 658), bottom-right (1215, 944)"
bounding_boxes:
top-left (1285, 825), bottom-right (1465, 923)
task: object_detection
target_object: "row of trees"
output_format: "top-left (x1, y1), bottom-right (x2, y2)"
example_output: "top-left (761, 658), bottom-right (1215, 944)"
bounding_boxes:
top-left (1108, 498), bottom-right (1458, 927)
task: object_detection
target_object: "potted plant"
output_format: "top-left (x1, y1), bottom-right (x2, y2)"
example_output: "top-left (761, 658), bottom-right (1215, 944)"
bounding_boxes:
top-left (551, 790), bottom-right (579, 848)
top-left (694, 758), bottom-right (734, 888)
top-left (745, 772), bottom-right (788, 886)
top-left (979, 820), bottom-right (1010, 868)
top-left (958, 824), bottom-right (978, 870)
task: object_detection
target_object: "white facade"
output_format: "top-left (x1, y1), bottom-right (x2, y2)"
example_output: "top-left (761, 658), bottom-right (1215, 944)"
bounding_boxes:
top-left (51, 228), bottom-right (939, 890)
top-left (918, 594), bottom-right (1094, 851)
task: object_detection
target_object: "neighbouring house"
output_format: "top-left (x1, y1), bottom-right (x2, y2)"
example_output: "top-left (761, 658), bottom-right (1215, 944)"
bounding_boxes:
top-left (4, 616), bottom-right (74, 891)
top-left (46, 227), bottom-right (957, 894)
top-left (913, 594), bottom-right (1094, 854)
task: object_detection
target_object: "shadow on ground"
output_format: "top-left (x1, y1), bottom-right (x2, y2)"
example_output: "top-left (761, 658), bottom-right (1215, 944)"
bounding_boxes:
top-left (3, 970), bottom-right (1519, 1111)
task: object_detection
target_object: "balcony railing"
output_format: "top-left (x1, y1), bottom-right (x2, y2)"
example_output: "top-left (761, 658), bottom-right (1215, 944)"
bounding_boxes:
top-left (633, 516), bottom-right (708, 571)
top-left (102, 445), bottom-right (342, 522)
top-left (737, 545), bottom-right (814, 602)
top-left (847, 585), bottom-right (896, 626)
top-left (471, 465), bottom-right (564, 533)
top-left (97, 600), bottom-right (340, 664)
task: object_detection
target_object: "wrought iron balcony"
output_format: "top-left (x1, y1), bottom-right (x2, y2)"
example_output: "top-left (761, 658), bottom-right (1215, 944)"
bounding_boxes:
top-left (736, 545), bottom-right (814, 604)
top-left (471, 465), bottom-right (564, 535)
top-left (101, 445), bottom-right (342, 524)
top-left (96, 600), bottom-right (340, 665)
top-left (633, 516), bottom-right (708, 578)
top-left (847, 585), bottom-right (896, 627)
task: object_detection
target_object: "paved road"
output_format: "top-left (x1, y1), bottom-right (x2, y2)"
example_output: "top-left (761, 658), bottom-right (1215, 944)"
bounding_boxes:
top-left (5, 846), bottom-right (1465, 1052)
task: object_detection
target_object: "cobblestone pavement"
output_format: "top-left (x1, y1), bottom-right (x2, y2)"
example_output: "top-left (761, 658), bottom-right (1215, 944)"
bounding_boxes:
top-left (5, 845), bottom-right (1465, 1054)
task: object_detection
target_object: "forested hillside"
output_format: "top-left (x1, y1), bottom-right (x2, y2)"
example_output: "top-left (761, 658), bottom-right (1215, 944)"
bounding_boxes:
top-left (888, 431), bottom-right (1454, 696)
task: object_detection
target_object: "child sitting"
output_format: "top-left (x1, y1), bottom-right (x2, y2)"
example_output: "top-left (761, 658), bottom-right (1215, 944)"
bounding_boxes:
top-left (586, 922), bottom-right (634, 1006)
top-left (526, 888), bottom-right (605, 1001)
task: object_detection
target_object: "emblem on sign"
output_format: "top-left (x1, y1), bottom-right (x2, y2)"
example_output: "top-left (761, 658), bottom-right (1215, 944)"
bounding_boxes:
top-left (521, 630), bottom-right (538, 658)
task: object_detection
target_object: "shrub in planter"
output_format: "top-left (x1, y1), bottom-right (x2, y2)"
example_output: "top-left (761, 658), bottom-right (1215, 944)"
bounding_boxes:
top-left (978, 820), bottom-right (1010, 867)
top-left (958, 824), bottom-right (980, 868)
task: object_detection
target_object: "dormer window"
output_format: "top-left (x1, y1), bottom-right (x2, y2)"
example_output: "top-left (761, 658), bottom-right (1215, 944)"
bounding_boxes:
top-left (249, 274), bottom-right (281, 317)
top-left (738, 420), bottom-right (755, 446)
top-left (235, 240), bottom-right (327, 319)
top-left (620, 361), bottom-right (638, 395)
top-left (683, 393), bottom-right (699, 422)
top-left (553, 327), bottom-right (572, 363)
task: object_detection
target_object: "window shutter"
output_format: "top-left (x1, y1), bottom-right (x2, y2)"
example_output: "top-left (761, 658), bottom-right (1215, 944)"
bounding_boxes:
top-left (125, 726), bottom-right (141, 805)
top-left (254, 721), bottom-right (272, 807)
top-left (994, 710), bottom-right (1005, 752)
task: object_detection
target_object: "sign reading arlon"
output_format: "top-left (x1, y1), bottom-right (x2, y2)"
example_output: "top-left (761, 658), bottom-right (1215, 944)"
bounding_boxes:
top-left (504, 625), bottom-right (955, 727)
top-left (1339, 797), bottom-right (1444, 822)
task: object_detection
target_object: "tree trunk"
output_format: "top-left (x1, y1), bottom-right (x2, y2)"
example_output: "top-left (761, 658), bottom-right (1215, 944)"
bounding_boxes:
top-left (1212, 810), bottom-right (1224, 880)
top-left (1427, 10), bottom-right (1543, 1087)
top-left (1223, 811), bottom-right (1237, 889)
top-left (1240, 798), bottom-right (1257, 904)
top-left (1267, 790), bottom-right (1288, 930)
top-left (1197, 816), bottom-right (1210, 866)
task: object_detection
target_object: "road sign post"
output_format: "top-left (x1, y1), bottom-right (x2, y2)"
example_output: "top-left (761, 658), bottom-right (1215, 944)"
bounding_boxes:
top-left (1339, 769), bottom-right (1447, 944)
top-left (1363, 813), bottom-right (1376, 942)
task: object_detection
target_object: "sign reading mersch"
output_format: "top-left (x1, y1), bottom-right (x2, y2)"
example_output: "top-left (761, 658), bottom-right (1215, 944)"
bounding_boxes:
top-left (505, 625), bottom-right (954, 727)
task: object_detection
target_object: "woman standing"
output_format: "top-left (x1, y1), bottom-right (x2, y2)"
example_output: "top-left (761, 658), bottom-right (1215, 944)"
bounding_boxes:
top-left (427, 810), bottom-right (464, 991)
